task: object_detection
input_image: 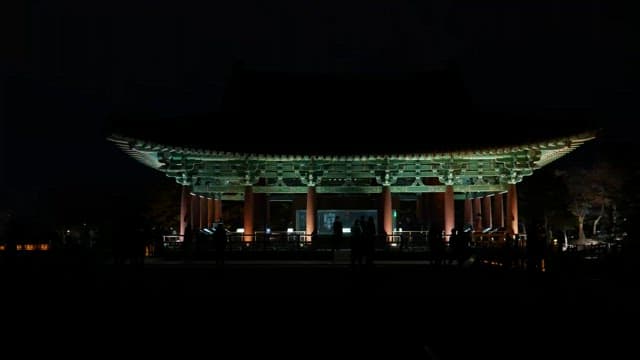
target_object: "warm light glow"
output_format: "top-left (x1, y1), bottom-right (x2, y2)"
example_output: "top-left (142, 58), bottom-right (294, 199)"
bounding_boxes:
top-left (163, 235), bottom-right (183, 243)
top-left (6, 243), bottom-right (50, 251)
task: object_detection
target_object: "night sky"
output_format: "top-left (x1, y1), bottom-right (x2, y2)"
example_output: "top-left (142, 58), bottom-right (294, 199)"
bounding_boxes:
top-left (3, 1), bottom-right (638, 223)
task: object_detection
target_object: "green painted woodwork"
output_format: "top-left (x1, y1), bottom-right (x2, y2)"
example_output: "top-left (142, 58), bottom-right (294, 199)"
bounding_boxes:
top-left (109, 132), bottom-right (595, 198)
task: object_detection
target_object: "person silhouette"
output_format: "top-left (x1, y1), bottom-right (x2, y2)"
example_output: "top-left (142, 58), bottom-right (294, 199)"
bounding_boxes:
top-left (428, 225), bottom-right (445, 268)
top-left (363, 216), bottom-right (376, 267)
top-left (332, 216), bottom-right (343, 262)
top-left (183, 222), bottom-right (193, 262)
top-left (350, 219), bottom-right (362, 270)
top-left (213, 222), bottom-right (227, 267)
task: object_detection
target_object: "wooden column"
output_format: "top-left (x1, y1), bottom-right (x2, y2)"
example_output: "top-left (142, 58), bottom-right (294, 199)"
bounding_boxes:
top-left (200, 196), bottom-right (207, 229)
top-left (243, 186), bottom-right (254, 242)
top-left (494, 193), bottom-right (504, 229)
top-left (444, 185), bottom-right (455, 242)
top-left (473, 197), bottom-right (482, 231)
top-left (464, 196), bottom-right (473, 228)
top-left (214, 196), bottom-right (222, 223)
top-left (383, 186), bottom-right (393, 237)
top-left (507, 184), bottom-right (519, 235)
top-left (483, 196), bottom-right (492, 229)
top-left (191, 193), bottom-right (200, 229)
top-left (306, 186), bottom-right (316, 235)
top-left (207, 198), bottom-right (214, 227)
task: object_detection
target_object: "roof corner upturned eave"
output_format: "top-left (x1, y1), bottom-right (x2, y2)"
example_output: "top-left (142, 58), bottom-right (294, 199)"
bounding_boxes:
top-left (531, 130), bottom-right (597, 169)
top-left (108, 134), bottom-right (165, 170)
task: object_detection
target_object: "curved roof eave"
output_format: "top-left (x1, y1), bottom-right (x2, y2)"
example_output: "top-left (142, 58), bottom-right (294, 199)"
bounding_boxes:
top-left (108, 131), bottom-right (596, 170)
top-left (535, 132), bottom-right (596, 168)
top-left (108, 135), bottom-right (165, 170)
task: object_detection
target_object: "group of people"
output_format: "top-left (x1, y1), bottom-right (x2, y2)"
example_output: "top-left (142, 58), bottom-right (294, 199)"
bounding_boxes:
top-left (183, 221), bottom-right (228, 266)
top-left (332, 215), bottom-right (377, 269)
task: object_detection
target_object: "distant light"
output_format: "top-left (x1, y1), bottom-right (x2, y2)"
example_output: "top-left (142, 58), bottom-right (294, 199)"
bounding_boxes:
top-left (398, 228), bottom-right (403, 232)
top-left (190, 192), bottom-right (196, 196)
top-left (287, 228), bottom-right (294, 234)
top-left (266, 228), bottom-right (271, 234)
top-left (343, 228), bottom-right (351, 234)
top-left (236, 228), bottom-right (245, 233)
top-left (12, 243), bottom-right (49, 251)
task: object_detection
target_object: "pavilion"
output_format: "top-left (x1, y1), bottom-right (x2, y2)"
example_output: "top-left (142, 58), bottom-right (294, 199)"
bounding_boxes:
top-left (109, 131), bottom-right (595, 244)
top-left (108, 65), bottom-right (597, 246)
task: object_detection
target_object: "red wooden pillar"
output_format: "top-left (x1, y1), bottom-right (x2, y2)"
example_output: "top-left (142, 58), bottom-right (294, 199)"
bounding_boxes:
top-left (243, 186), bottom-right (254, 242)
top-left (507, 184), bottom-right (519, 235)
top-left (473, 197), bottom-right (482, 231)
top-left (464, 196), bottom-right (473, 228)
top-left (214, 196), bottom-right (222, 223)
top-left (383, 186), bottom-right (392, 237)
top-left (190, 193), bottom-right (200, 230)
top-left (444, 185), bottom-right (454, 242)
top-left (494, 193), bottom-right (504, 228)
top-left (306, 186), bottom-right (316, 236)
top-left (200, 196), bottom-right (207, 229)
top-left (207, 198), bottom-right (214, 227)
top-left (483, 196), bottom-right (492, 229)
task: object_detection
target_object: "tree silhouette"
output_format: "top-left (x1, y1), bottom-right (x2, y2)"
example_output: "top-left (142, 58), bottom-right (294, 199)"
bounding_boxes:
top-left (145, 181), bottom-right (181, 232)
top-left (520, 166), bottom-right (573, 238)
top-left (556, 161), bottom-right (622, 241)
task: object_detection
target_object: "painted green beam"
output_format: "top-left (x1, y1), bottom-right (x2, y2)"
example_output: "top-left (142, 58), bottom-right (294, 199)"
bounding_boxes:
top-left (192, 183), bottom-right (510, 195)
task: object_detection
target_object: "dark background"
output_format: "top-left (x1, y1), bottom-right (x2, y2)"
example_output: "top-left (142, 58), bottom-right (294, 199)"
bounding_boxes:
top-left (2, 2), bottom-right (639, 356)
top-left (2, 0), bottom-right (638, 228)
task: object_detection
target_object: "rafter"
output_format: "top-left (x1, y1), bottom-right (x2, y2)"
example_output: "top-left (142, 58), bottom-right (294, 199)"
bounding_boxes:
top-left (109, 131), bottom-right (595, 196)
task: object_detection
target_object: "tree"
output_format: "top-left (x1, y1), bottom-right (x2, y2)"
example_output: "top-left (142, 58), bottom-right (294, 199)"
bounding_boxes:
top-left (557, 161), bottom-right (622, 241)
top-left (519, 166), bottom-right (573, 241)
top-left (145, 180), bottom-right (181, 232)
